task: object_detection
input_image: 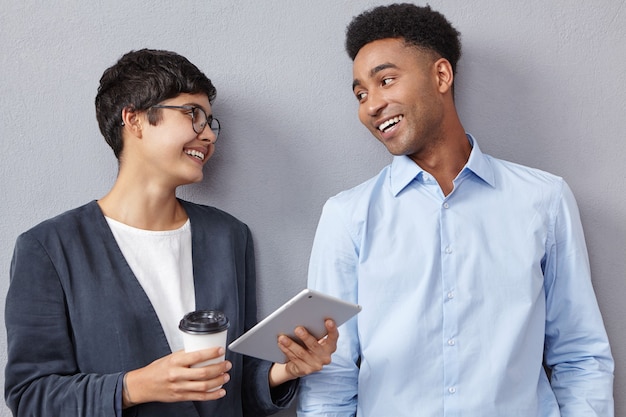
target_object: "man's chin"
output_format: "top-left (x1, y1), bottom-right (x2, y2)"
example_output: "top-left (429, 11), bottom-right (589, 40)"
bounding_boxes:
top-left (380, 141), bottom-right (408, 157)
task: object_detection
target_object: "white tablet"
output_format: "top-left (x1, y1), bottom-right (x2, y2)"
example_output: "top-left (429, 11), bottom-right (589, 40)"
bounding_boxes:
top-left (228, 289), bottom-right (361, 363)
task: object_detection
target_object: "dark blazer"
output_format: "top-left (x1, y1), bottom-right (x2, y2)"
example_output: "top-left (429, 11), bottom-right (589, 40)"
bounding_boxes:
top-left (5, 200), bottom-right (295, 417)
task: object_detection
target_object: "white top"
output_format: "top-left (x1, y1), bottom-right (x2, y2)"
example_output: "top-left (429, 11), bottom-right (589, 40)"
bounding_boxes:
top-left (106, 217), bottom-right (195, 352)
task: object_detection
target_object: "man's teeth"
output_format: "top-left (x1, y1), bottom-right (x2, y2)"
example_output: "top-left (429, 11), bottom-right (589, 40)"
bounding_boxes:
top-left (378, 115), bottom-right (403, 132)
top-left (185, 149), bottom-right (205, 161)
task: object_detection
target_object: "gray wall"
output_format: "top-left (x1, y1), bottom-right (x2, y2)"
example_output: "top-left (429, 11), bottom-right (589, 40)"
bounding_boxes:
top-left (1, 1), bottom-right (624, 416)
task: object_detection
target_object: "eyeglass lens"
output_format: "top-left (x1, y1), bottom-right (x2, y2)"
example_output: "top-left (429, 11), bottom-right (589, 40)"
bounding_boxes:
top-left (192, 107), bottom-right (220, 138)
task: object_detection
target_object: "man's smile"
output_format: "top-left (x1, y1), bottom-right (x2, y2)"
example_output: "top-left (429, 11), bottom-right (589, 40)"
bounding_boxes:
top-left (377, 115), bottom-right (404, 132)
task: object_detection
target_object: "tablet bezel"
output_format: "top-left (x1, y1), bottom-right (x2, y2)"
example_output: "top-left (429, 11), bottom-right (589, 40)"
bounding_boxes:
top-left (228, 288), bottom-right (361, 363)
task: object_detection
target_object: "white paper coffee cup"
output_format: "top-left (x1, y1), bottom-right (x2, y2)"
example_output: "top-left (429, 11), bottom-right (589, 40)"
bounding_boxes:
top-left (179, 310), bottom-right (230, 369)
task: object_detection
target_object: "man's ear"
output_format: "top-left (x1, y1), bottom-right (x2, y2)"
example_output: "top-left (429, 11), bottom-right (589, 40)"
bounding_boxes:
top-left (435, 58), bottom-right (454, 94)
top-left (121, 106), bottom-right (143, 138)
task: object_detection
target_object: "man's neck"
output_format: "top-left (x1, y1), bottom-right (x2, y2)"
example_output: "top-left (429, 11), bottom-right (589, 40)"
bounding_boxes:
top-left (409, 125), bottom-right (471, 196)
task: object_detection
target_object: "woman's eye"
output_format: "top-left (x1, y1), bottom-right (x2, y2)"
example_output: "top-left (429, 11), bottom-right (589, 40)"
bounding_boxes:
top-left (382, 78), bottom-right (393, 86)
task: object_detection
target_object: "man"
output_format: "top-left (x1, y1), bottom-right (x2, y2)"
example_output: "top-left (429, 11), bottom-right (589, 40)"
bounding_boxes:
top-left (298, 4), bottom-right (614, 416)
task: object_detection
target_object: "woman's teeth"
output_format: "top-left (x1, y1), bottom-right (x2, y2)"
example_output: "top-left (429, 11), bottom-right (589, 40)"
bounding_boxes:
top-left (185, 149), bottom-right (205, 161)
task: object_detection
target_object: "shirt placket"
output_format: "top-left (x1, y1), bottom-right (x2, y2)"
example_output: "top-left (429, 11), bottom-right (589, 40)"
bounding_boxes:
top-left (440, 194), bottom-right (459, 416)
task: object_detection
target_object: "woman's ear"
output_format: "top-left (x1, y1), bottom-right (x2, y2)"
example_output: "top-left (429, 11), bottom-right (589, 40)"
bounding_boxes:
top-left (435, 58), bottom-right (454, 94)
top-left (121, 106), bottom-right (143, 138)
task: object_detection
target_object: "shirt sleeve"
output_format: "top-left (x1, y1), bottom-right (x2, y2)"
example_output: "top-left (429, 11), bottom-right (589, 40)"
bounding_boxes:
top-left (297, 198), bottom-right (360, 417)
top-left (5, 232), bottom-right (121, 417)
top-left (543, 181), bottom-right (614, 416)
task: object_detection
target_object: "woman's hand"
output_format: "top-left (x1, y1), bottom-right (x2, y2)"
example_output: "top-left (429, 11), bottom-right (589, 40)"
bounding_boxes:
top-left (122, 347), bottom-right (231, 408)
top-left (268, 319), bottom-right (338, 387)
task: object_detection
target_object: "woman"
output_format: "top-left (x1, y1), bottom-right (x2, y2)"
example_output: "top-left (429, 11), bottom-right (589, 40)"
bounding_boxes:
top-left (5, 49), bottom-right (337, 417)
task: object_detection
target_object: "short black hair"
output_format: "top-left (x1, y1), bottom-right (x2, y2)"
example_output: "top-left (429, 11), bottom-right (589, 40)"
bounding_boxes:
top-left (95, 49), bottom-right (216, 159)
top-left (346, 3), bottom-right (461, 74)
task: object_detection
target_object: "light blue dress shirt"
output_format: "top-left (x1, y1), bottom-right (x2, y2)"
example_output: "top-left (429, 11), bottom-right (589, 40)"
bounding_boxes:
top-left (298, 135), bottom-right (614, 417)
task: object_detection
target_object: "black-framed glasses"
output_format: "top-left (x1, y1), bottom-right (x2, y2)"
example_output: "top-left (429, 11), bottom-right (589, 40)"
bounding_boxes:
top-left (151, 105), bottom-right (220, 141)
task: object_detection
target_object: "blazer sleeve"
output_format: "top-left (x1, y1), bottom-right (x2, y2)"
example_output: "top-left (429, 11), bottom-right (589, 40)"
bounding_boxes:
top-left (239, 226), bottom-right (298, 416)
top-left (5, 232), bottom-right (122, 417)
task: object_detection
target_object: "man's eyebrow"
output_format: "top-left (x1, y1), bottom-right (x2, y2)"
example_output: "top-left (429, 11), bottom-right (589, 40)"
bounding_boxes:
top-left (352, 62), bottom-right (399, 91)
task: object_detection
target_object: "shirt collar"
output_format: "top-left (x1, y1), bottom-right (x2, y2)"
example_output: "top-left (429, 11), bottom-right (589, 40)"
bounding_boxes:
top-left (389, 133), bottom-right (496, 196)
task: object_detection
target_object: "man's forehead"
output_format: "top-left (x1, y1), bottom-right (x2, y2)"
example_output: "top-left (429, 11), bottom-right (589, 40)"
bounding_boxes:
top-left (354, 40), bottom-right (435, 71)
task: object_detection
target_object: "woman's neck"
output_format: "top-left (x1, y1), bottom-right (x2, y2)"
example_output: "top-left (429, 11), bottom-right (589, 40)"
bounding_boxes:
top-left (98, 179), bottom-right (188, 231)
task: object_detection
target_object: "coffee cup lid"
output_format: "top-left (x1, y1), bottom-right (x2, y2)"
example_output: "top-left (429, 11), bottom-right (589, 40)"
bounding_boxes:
top-left (179, 310), bottom-right (230, 334)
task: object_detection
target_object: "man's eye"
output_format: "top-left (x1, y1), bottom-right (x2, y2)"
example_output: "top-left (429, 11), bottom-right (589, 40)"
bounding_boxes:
top-left (356, 91), bottom-right (367, 101)
top-left (382, 78), bottom-right (393, 86)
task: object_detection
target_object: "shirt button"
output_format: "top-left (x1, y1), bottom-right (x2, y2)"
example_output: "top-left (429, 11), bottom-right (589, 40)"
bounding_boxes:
top-left (447, 291), bottom-right (455, 299)
top-left (443, 202), bottom-right (450, 209)
top-left (448, 387), bottom-right (456, 394)
top-left (445, 246), bottom-right (452, 254)
top-left (447, 339), bottom-right (455, 346)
